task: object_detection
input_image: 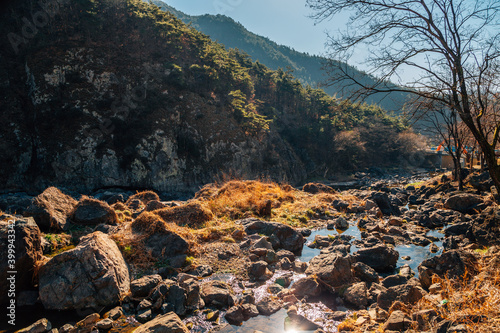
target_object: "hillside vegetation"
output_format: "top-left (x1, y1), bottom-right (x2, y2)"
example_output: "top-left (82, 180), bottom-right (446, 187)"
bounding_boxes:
top-left (0, 0), bottom-right (422, 193)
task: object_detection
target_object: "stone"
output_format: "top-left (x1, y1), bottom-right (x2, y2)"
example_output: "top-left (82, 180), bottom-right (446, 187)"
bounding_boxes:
top-left (352, 261), bottom-right (379, 283)
top-left (381, 275), bottom-right (408, 289)
top-left (188, 265), bottom-right (213, 277)
top-left (256, 297), bottom-right (281, 315)
top-left (225, 306), bottom-right (244, 325)
top-left (71, 197), bottom-right (118, 226)
top-left (343, 282), bottom-right (368, 309)
top-left (96, 318), bottom-right (114, 330)
top-left (276, 249), bottom-right (295, 261)
top-left (370, 192), bottom-right (400, 216)
top-left (444, 193), bottom-right (484, 214)
top-left (0, 216), bottom-right (42, 304)
top-left (106, 306), bottom-right (123, 320)
top-left (17, 318), bottom-right (52, 333)
top-left (418, 250), bottom-right (479, 289)
top-left (377, 284), bottom-right (426, 310)
top-left (131, 274), bottom-right (163, 298)
top-left (237, 218), bottom-right (304, 253)
top-left (39, 232), bottom-right (130, 310)
top-left (200, 280), bottom-right (235, 309)
top-left (24, 187), bottom-right (77, 231)
top-left (133, 312), bottom-right (189, 333)
top-left (413, 309), bottom-right (438, 331)
top-left (179, 278), bottom-right (203, 311)
top-left (248, 261), bottom-right (272, 281)
top-left (352, 245), bottom-right (399, 272)
top-left (241, 303), bottom-right (259, 319)
top-left (383, 310), bottom-right (412, 331)
top-left (166, 284), bottom-right (187, 316)
top-left (145, 200), bottom-right (167, 211)
top-left (305, 253), bottom-right (353, 287)
top-left (291, 276), bottom-right (322, 298)
top-left (334, 216), bottom-right (349, 230)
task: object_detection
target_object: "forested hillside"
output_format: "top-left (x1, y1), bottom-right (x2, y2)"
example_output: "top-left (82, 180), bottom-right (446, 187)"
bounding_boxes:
top-left (0, 0), bottom-right (421, 194)
top-left (153, 1), bottom-right (410, 112)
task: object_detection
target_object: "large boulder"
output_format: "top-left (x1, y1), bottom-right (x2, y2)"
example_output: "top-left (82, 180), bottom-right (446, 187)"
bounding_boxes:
top-left (237, 218), bottom-right (304, 253)
top-left (343, 282), bottom-right (368, 309)
top-left (200, 280), bottom-right (235, 309)
top-left (418, 250), bottom-right (479, 289)
top-left (70, 197), bottom-right (118, 226)
top-left (0, 216), bottom-right (42, 304)
top-left (444, 193), bottom-right (484, 214)
top-left (352, 245), bottom-right (399, 272)
top-left (133, 312), bottom-right (189, 333)
top-left (377, 283), bottom-right (426, 310)
top-left (39, 232), bottom-right (130, 310)
top-left (471, 206), bottom-right (500, 246)
top-left (23, 187), bottom-right (77, 231)
top-left (305, 253), bottom-right (353, 287)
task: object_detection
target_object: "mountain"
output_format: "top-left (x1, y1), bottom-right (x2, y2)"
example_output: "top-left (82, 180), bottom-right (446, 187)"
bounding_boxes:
top-left (152, 1), bottom-right (409, 112)
top-left (0, 0), bottom-right (417, 195)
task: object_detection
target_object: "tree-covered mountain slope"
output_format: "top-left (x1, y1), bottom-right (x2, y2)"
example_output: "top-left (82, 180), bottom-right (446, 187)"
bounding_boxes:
top-left (0, 0), bottom-right (419, 194)
top-left (153, 1), bottom-right (410, 112)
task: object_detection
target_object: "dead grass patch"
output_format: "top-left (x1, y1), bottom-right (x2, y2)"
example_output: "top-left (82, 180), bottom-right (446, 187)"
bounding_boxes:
top-left (154, 202), bottom-right (213, 228)
top-left (126, 191), bottom-right (160, 205)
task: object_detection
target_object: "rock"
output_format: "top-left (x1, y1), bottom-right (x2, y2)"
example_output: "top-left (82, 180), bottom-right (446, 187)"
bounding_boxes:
top-left (268, 283), bottom-right (284, 294)
top-left (370, 192), bottom-right (400, 216)
top-left (96, 318), bottom-right (114, 330)
top-left (241, 303), bottom-right (259, 319)
top-left (429, 243), bottom-right (439, 253)
top-left (334, 216), bottom-right (349, 230)
top-left (126, 191), bottom-right (160, 206)
top-left (305, 253), bottom-right (353, 287)
top-left (200, 280), bottom-right (235, 309)
top-left (280, 257), bottom-right (293, 270)
top-left (133, 312), bottom-right (189, 333)
top-left (351, 262), bottom-right (379, 284)
top-left (237, 218), bottom-right (304, 253)
top-left (342, 282), bottom-right (368, 309)
top-left (206, 310), bottom-right (220, 322)
top-left (276, 250), bottom-right (295, 261)
top-left (251, 237), bottom-right (273, 251)
top-left (179, 278), bottom-right (203, 311)
top-left (0, 216), bottom-right (42, 304)
top-left (465, 172), bottom-right (493, 192)
top-left (17, 318), bottom-right (52, 333)
top-left (291, 276), bottom-right (322, 298)
top-left (70, 197), bottom-right (118, 226)
top-left (418, 250), bottom-right (479, 289)
top-left (383, 310), bottom-right (412, 331)
top-left (75, 313), bottom-right (100, 330)
top-left (145, 200), bottom-right (167, 211)
top-left (58, 324), bottom-right (74, 333)
top-left (377, 283), bottom-right (426, 310)
top-left (381, 275), bottom-right (408, 288)
top-left (302, 183), bottom-right (336, 194)
top-left (106, 306), bottom-right (123, 320)
top-left (39, 232), bottom-right (130, 310)
top-left (188, 265), bottom-right (213, 277)
top-left (444, 193), bottom-right (484, 213)
top-left (256, 297), bottom-right (281, 315)
top-left (248, 261), bottom-right (272, 281)
top-left (166, 284), bottom-right (187, 316)
top-left (472, 206), bottom-right (500, 245)
top-left (131, 274), bottom-right (163, 298)
top-left (352, 245), bottom-right (399, 272)
top-left (413, 309), bottom-right (438, 331)
top-left (444, 222), bottom-right (473, 238)
top-left (411, 235), bottom-right (431, 246)
top-left (225, 306), bottom-right (245, 325)
top-left (24, 187), bottom-right (77, 231)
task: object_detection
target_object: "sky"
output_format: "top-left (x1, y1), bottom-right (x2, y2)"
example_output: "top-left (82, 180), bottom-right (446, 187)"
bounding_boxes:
top-left (162, 0), bottom-right (343, 57)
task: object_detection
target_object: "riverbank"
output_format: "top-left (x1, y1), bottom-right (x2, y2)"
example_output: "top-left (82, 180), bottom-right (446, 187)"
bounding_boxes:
top-left (1, 171), bottom-right (499, 333)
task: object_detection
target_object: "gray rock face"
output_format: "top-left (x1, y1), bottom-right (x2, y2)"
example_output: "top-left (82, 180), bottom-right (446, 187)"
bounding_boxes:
top-left (418, 250), bottom-right (479, 289)
top-left (352, 245), bottom-right (399, 272)
top-left (237, 218), bottom-right (304, 253)
top-left (133, 312), bottom-right (189, 333)
top-left (70, 197), bottom-right (118, 226)
top-left (291, 276), bottom-right (322, 298)
top-left (351, 262), bottom-right (379, 283)
top-left (39, 232), bottom-right (130, 310)
top-left (0, 216), bottom-right (42, 305)
top-left (23, 187), bottom-right (77, 231)
top-left (131, 274), bottom-right (163, 298)
top-left (305, 253), bottom-right (353, 287)
top-left (343, 282), bottom-right (368, 309)
top-left (200, 280), bottom-right (235, 309)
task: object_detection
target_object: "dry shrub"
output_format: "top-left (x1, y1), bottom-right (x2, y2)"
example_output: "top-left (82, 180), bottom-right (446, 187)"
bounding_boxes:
top-left (154, 202), bottom-right (214, 228)
top-left (198, 180), bottom-right (293, 219)
top-left (112, 202), bottom-right (128, 211)
top-left (126, 191), bottom-right (160, 205)
top-left (414, 255), bottom-right (500, 332)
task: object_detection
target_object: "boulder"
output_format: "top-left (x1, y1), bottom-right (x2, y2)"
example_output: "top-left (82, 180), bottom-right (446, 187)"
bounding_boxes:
top-left (334, 216), bottom-right (349, 230)
top-left (370, 192), bottom-right (400, 216)
top-left (291, 276), bottom-right (322, 298)
top-left (16, 318), bottom-right (52, 333)
top-left (225, 306), bottom-right (245, 325)
top-left (130, 274), bottom-right (163, 298)
top-left (351, 262), bottom-right (379, 284)
top-left (24, 187), bottom-right (77, 231)
top-left (383, 310), bottom-right (412, 331)
top-left (352, 245), bottom-right (399, 272)
top-left (444, 193), bottom-right (484, 214)
top-left (305, 253), bottom-right (353, 287)
top-left (39, 232), bottom-right (130, 310)
top-left (377, 284), bottom-right (426, 310)
top-left (465, 172), bottom-right (493, 192)
top-left (0, 216), bottom-right (42, 304)
top-left (256, 297), bottom-right (281, 315)
top-left (343, 282), bottom-right (368, 309)
top-left (126, 191), bottom-right (160, 206)
top-left (133, 312), bottom-right (189, 333)
top-left (248, 261), bottom-right (272, 281)
top-left (70, 197), bottom-right (118, 226)
top-left (418, 250), bottom-right (479, 289)
top-left (472, 206), bottom-right (500, 245)
top-left (200, 280), bottom-right (235, 309)
top-left (237, 218), bottom-right (304, 253)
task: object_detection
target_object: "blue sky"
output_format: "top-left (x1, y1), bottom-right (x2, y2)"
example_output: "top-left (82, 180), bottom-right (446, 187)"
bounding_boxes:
top-left (161, 0), bottom-right (340, 57)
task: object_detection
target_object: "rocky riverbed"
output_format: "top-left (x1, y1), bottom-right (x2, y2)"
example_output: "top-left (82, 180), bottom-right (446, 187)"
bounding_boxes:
top-left (1, 171), bottom-right (500, 333)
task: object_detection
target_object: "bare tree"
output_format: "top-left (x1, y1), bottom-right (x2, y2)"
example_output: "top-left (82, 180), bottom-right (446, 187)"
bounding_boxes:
top-left (307, 0), bottom-right (500, 194)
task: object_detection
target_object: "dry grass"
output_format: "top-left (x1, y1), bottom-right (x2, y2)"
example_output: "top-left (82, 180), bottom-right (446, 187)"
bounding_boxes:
top-left (154, 202), bottom-right (214, 228)
top-left (125, 190), bottom-right (160, 205)
top-left (413, 254), bottom-right (500, 332)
